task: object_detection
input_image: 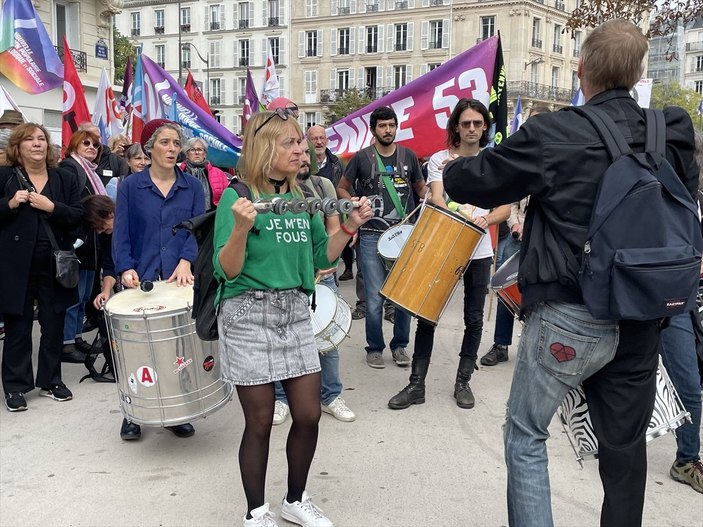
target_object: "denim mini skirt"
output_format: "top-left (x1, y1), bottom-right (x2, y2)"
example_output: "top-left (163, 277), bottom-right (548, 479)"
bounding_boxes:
top-left (218, 289), bottom-right (321, 386)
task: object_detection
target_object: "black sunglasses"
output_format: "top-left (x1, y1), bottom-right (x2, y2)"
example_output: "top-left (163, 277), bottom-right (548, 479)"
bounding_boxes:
top-left (82, 139), bottom-right (100, 148)
top-left (254, 108), bottom-right (291, 136)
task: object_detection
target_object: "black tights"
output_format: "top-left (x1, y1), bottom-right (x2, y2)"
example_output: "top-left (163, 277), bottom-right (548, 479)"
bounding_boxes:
top-left (237, 373), bottom-right (322, 516)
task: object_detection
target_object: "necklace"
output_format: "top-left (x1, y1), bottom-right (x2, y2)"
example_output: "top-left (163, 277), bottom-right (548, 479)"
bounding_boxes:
top-left (268, 177), bottom-right (286, 194)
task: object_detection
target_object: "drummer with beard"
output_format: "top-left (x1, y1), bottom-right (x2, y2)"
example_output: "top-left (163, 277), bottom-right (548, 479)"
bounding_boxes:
top-left (388, 98), bottom-right (509, 410)
top-left (337, 106), bottom-right (427, 370)
top-left (112, 119), bottom-right (205, 441)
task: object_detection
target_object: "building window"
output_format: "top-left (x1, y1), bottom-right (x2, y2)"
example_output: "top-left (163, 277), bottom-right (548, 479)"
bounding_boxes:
top-left (532, 18), bottom-right (542, 48)
top-left (481, 16), bottom-right (495, 41)
top-left (238, 2), bottom-right (250, 28)
top-left (337, 69), bottom-right (350, 92)
top-left (306, 0), bottom-right (318, 17)
top-left (339, 28), bottom-right (350, 55)
top-left (209, 5), bottom-right (222, 31)
top-left (530, 62), bottom-right (538, 84)
top-left (429, 20), bottom-right (443, 49)
top-left (269, 38), bottom-right (280, 65)
top-left (697, 55), bottom-right (703, 72)
top-left (180, 7), bottom-right (191, 32)
top-left (181, 46), bottom-right (191, 69)
top-left (573, 31), bottom-right (582, 57)
top-left (210, 41), bottom-right (221, 68)
top-left (395, 24), bottom-right (408, 51)
top-left (305, 70), bottom-right (317, 103)
top-left (211, 78), bottom-right (221, 105)
top-left (155, 45), bottom-right (165, 68)
top-left (306, 31), bottom-right (318, 57)
top-left (305, 112), bottom-right (317, 129)
top-left (238, 78), bottom-right (246, 104)
top-left (367, 26), bottom-right (378, 53)
top-left (553, 24), bottom-right (563, 54)
top-left (394, 65), bottom-right (407, 89)
top-left (368, 1), bottom-right (380, 12)
top-left (551, 66), bottom-right (559, 88)
top-left (239, 40), bottom-right (250, 66)
top-left (268, 0), bottom-right (280, 27)
top-left (696, 80), bottom-right (703, 94)
top-left (428, 63), bottom-right (441, 71)
top-left (131, 12), bottom-right (140, 36)
top-left (338, 0), bottom-right (351, 14)
top-left (154, 9), bottom-right (164, 33)
top-left (572, 70), bottom-right (579, 93)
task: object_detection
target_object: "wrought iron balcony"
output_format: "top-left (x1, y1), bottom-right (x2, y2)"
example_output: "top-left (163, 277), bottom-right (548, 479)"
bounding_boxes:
top-left (338, 47), bottom-right (350, 55)
top-left (131, 28), bottom-right (140, 36)
top-left (154, 26), bottom-right (164, 34)
top-left (367, 3), bottom-right (379, 12)
top-left (239, 20), bottom-right (250, 29)
top-left (366, 45), bottom-right (378, 53)
top-left (320, 86), bottom-right (392, 103)
top-left (180, 24), bottom-right (191, 33)
top-left (553, 44), bottom-right (563, 54)
top-left (210, 96), bottom-right (221, 105)
top-left (339, 7), bottom-right (351, 14)
top-left (209, 22), bottom-right (220, 31)
top-left (396, 1), bottom-right (409, 8)
top-left (555, 0), bottom-right (565, 10)
top-left (531, 38), bottom-right (543, 48)
top-left (55, 45), bottom-right (87, 71)
top-left (507, 81), bottom-right (576, 104)
top-left (239, 57), bottom-right (249, 66)
top-left (395, 43), bottom-right (408, 51)
top-left (268, 17), bottom-right (279, 27)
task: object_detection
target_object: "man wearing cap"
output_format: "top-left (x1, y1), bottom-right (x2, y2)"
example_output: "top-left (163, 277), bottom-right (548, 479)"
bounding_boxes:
top-left (0, 110), bottom-right (24, 130)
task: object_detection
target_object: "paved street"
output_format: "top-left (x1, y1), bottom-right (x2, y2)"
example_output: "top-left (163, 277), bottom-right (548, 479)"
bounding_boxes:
top-left (0, 278), bottom-right (695, 527)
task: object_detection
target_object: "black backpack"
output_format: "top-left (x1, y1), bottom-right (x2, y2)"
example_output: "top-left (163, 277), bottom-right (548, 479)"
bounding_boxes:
top-left (174, 178), bottom-right (251, 340)
top-left (565, 106), bottom-right (702, 321)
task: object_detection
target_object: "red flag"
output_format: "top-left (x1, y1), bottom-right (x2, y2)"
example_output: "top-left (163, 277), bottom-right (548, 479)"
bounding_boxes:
top-left (61, 37), bottom-right (91, 150)
top-left (184, 71), bottom-right (213, 117)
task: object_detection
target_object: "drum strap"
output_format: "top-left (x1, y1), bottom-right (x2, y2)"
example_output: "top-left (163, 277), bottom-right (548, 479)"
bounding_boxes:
top-left (373, 148), bottom-right (406, 219)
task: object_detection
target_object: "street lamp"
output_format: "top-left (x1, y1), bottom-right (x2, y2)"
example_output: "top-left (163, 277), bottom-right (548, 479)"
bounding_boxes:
top-left (181, 42), bottom-right (210, 103)
top-left (524, 57), bottom-right (545, 69)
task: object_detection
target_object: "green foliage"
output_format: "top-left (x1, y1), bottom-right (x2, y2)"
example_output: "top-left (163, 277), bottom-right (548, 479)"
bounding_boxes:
top-left (323, 90), bottom-right (373, 125)
top-left (650, 81), bottom-right (701, 124)
top-left (113, 26), bottom-right (138, 85)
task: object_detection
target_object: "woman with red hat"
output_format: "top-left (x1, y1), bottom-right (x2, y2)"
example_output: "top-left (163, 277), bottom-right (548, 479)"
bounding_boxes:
top-left (111, 119), bottom-right (205, 441)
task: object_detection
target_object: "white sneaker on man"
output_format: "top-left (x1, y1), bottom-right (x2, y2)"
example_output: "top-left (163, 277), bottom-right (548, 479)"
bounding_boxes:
top-left (281, 491), bottom-right (333, 527)
top-left (272, 400), bottom-right (289, 425)
top-left (243, 503), bottom-right (278, 527)
top-left (321, 396), bottom-right (356, 422)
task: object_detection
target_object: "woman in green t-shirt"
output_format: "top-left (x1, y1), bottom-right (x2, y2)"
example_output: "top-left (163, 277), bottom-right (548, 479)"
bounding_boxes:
top-left (213, 110), bottom-right (371, 527)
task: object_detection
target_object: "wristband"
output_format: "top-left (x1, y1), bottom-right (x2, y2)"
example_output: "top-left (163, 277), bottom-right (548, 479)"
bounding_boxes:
top-left (340, 223), bottom-right (357, 236)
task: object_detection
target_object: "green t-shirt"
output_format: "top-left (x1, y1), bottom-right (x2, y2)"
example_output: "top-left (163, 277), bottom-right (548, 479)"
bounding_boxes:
top-left (212, 187), bottom-right (334, 302)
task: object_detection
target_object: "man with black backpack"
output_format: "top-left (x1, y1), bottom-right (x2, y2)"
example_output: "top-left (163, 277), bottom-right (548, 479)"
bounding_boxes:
top-left (443, 19), bottom-right (700, 527)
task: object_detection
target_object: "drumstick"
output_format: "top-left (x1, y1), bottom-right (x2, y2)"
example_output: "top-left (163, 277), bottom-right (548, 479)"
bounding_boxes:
top-left (395, 203), bottom-right (424, 227)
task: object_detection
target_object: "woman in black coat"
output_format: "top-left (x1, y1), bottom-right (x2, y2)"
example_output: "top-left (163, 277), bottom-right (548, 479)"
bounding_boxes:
top-left (0, 123), bottom-right (83, 412)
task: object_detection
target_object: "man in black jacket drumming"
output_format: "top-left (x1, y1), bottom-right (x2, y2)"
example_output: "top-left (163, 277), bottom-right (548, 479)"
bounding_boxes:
top-left (443, 19), bottom-right (698, 527)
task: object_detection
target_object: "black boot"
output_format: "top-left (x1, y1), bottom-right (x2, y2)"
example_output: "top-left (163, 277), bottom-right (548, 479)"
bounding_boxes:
top-left (454, 357), bottom-right (478, 409)
top-left (388, 358), bottom-right (430, 410)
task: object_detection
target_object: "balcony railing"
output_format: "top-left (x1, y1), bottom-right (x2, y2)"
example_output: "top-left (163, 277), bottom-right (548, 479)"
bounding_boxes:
top-left (686, 41), bottom-right (703, 51)
top-left (430, 0), bottom-right (443, 5)
top-left (239, 95), bottom-right (246, 104)
top-left (268, 17), bottom-right (279, 27)
top-left (396, 1), bottom-right (409, 8)
top-left (366, 44), bottom-right (377, 53)
top-left (555, 0), bottom-right (565, 10)
top-left (395, 43), bottom-right (407, 51)
top-left (239, 57), bottom-right (249, 66)
top-left (507, 81), bottom-right (576, 104)
top-left (180, 24), bottom-right (191, 33)
top-left (339, 7), bottom-right (351, 14)
top-left (553, 44), bottom-right (563, 54)
top-left (532, 38), bottom-right (543, 48)
top-left (239, 19), bottom-right (250, 29)
top-left (429, 41), bottom-right (441, 49)
top-left (367, 3), bottom-right (379, 12)
top-left (154, 26), bottom-right (164, 34)
top-left (338, 47), bottom-right (350, 55)
top-left (210, 96), bottom-right (221, 105)
top-left (320, 86), bottom-right (393, 103)
top-left (209, 22), bottom-right (220, 30)
top-left (55, 45), bottom-right (87, 71)
top-left (181, 61), bottom-right (191, 69)
top-left (131, 28), bottom-right (140, 36)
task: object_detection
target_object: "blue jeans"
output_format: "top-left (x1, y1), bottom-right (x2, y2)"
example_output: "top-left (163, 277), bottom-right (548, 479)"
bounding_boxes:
top-left (494, 235), bottom-right (521, 346)
top-left (276, 274), bottom-right (342, 406)
top-left (63, 269), bottom-right (95, 343)
top-left (660, 312), bottom-right (702, 463)
top-left (359, 232), bottom-right (410, 354)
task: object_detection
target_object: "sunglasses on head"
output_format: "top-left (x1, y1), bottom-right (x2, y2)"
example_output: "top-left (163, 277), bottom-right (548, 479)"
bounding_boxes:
top-left (254, 108), bottom-right (290, 136)
top-left (82, 139), bottom-right (100, 148)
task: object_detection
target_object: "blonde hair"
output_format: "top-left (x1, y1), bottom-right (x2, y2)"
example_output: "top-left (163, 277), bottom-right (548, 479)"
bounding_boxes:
top-left (580, 19), bottom-right (647, 93)
top-left (239, 111), bottom-right (303, 198)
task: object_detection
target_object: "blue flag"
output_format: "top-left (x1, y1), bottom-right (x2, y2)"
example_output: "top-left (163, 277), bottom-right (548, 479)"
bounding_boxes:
top-left (698, 99), bottom-right (702, 117)
top-left (511, 95), bottom-right (523, 134)
top-left (571, 89), bottom-right (585, 107)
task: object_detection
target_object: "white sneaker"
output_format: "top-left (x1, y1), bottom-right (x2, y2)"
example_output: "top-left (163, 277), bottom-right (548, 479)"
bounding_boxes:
top-left (273, 400), bottom-right (289, 425)
top-left (321, 396), bottom-right (356, 422)
top-left (243, 503), bottom-right (278, 527)
top-left (281, 491), bottom-right (333, 527)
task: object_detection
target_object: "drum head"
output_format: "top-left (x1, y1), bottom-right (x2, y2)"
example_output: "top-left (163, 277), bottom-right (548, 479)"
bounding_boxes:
top-left (309, 284), bottom-right (337, 333)
top-left (105, 281), bottom-right (194, 316)
top-left (491, 250), bottom-right (520, 290)
top-left (377, 224), bottom-right (414, 259)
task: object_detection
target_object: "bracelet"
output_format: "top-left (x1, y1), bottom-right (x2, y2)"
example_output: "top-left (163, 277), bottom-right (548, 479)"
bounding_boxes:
top-left (340, 223), bottom-right (357, 236)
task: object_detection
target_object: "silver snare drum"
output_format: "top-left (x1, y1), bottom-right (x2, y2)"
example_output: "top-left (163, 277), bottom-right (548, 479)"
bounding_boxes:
top-left (557, 358), bottom-right (691, 464)
top-left (104, 281), bottom-right (232, 427)
top-left (309, 284), bottom-right (352, 354)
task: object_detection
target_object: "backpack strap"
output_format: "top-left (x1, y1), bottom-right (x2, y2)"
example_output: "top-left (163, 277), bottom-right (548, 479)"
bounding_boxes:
top-left (564, 106), bottom-right (633, 161)
top-left (229, 177), bottom-right (252, 200)
top-left (643, 108), bottom-right (666, 156)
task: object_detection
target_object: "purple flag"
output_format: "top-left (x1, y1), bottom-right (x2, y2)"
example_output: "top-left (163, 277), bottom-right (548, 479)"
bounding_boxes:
top-left (243, 68), bottom-right (260, 129)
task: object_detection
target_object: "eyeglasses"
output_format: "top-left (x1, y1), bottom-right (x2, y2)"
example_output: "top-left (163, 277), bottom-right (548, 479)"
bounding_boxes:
top-left (459, 120), bottom-right (485, 129)
top-left (188, 147), bottom-right (205, 153)
top-left (254, 108), bottom-right (290, 136)
top-left (82, 140), bottom-right (100, 148)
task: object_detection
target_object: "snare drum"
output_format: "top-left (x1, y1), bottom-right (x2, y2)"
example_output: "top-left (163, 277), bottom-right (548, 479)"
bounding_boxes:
top-left (380, 203), bottom-right (485, 325)
top-left (104, 281), bottom-right (232, 427)
top-left (309, 284), bottom-right (352, 354)
top-left (377, 224), bottom-right (414, 271)
top-left (557, 359), bottom-right (691, 464)
top-left (490, 251), bottom-right (521, 318)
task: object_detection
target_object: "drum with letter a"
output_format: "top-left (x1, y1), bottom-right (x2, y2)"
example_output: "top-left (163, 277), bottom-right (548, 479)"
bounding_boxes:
top-left (490, 250), bottom-right (521, 318)
top-left (380, 203), bottom-right (485, 325)
top-left (557, 358), bottom-right (691, 464)
top-left (104, 281), bottom-right (232, 427)
top-left (309, 283), bottom-right (352, 354)
top-left (377, 224), bottom-right (414, 271)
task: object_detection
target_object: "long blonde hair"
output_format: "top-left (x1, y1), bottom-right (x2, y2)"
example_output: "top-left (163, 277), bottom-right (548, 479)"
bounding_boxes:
top-left (238, 111), bottom-right (303, 199)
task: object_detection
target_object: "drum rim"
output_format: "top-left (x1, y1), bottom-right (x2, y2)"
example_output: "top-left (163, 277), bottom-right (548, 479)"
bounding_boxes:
top-left (424, 202), bottom-right (487, 235)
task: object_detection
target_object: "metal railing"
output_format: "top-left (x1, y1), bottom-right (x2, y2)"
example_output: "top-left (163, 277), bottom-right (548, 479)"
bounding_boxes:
top-left (238, 57), bottom-right (249, 66)
top-left (180, 24), bottom-right (191, 33)
top-left (396, 1), bottom-right (408, 8)
top-left (553, 44), bottom-right (563, 54)
top-left (531, 38), bottom-right (542, 48)
top-left (395, 42), bottom-right (407, 51)
top-left (131, 28), bottom-right (140, 36)
top-left (366, 45), bottom-right (377, 53)
top-left (55, 46), bottom-right (87, 71)
top-left (320, 86), bottom-right (392, 103)
top-left (367, 3), bottom-right (379, 12)
top-left (268, 17), bottom-right (279, 27)
top-left (507, 81), bottom-right (576, 104)
top-left (338, 47), bottom-right (350, 55)
top-left (238, 20), bottom-right (249, 29)
top-left (154, 26), bottom-right (164, 34)
top-left (339, 7), bottom-right (351, 14)
top-left (209, 22), bottom-right (220, 30)
top-left (555, 0), bottom-right (565, 10)
top-left (210, 97), bottom-right (221, 105)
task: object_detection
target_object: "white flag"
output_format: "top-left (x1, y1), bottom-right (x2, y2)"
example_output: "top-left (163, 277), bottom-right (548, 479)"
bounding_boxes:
top-left (92, 68), bottom-right (125, 143)
top-left (260, 42), bottom-right (280, 108)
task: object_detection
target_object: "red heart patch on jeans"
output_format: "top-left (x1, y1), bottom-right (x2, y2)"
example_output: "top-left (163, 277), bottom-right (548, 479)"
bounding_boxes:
top-left (550, 342), bottom-right (576, 362)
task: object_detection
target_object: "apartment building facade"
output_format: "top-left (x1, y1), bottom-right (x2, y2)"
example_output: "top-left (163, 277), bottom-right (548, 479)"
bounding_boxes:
top-left (683, 18), bottom-right (703, 95)
top-left (0, 0), bottom-right (122, 141)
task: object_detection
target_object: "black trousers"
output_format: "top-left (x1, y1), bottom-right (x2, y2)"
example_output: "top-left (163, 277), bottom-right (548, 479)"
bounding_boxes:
top-left (413, 256), bottom-right (492, 361)
top-left (2, 243), bottom-right (65, 393)
top-left (583, 319), bottom-right (660, 527)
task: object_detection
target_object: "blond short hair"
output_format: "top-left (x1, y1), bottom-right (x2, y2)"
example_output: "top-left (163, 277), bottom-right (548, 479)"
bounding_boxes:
top-left (580, 19), bottom-right (648, 93)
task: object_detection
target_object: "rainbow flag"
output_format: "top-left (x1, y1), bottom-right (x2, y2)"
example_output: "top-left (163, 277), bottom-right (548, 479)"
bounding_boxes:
top-left (0, 0), bottom-right (63, 94)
